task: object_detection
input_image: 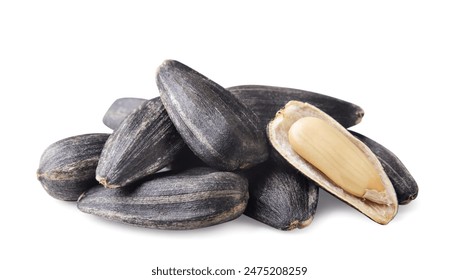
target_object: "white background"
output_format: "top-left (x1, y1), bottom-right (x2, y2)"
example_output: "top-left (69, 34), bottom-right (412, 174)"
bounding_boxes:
top-left (1, 1), bottom-right (458, 279)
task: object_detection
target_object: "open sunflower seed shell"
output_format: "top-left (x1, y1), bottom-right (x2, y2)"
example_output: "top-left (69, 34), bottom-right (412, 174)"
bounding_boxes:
top-left (268, 101), bottom-right (398, 225)
top-left (350, 131), bottom-right (418, 205)
top-left (37, 133), bottom-right (109, 201)
top-left (156, 60), bottom-right (269, 171)
top-left (96, 98), bottom-right (185, 188)
top-left (78, 167), bottom-right (249, 230)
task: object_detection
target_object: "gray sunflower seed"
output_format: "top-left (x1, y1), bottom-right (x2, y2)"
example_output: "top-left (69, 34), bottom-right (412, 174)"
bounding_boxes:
top-left (350, 131), bottom-right (418, 204)
top-left (78, 167), bottom-right (249, 230)
top-left (37, 133), bottom-right (110, 201)
top-left (96, 98), bottom-right (185, 188)
top-left (244, 149), bottom-right (319, 230)
top-left (156, 60), bottom-right (269, 171)
top-left (102, 97), bottom-right (146, 130)
top-left (103, 98), bottom-right (147, 130)
top-left (102, 97), bottom-right (206, 172)
top-left (229, 85), bottom-right (364, 128)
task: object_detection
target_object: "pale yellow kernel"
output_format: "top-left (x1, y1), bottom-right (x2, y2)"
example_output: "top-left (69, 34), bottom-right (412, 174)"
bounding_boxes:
top-left (288, 117), bottom-right (386, 203)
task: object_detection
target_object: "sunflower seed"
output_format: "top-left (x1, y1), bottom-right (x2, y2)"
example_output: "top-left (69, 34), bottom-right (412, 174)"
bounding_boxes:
top-left (244, 149), bottom-right (318, 230)
top-left (268, 101), bottom-right (398, 225)
top-left (350, 131), bottom-right (418, 204)
top-left (229, 85), bottom-right (364, 128)
top-left (156, 60), bottom-right (269, 171)
top-left (96, 98), bottom-right (185, 188)
top-left (78, 167), bottom-right (249, 230)
top-left (103, 97), bottom-right (146, 130)
top-left (37, 133), bottom-right (109, 201)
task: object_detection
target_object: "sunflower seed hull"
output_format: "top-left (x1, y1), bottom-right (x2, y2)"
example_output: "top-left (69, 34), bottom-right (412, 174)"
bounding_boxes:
top-left (244, 149), bottom-right (319, 230)
top-left (37, 133), bottom-right (110, 201)
top-left (103, 97), bottom-right (147, 129)
top-left (229, 85), bottom-right (364, 128)
top-left (78, 168), bottom-right (249, 230)
top-left (350, 131), bottom-right (418, 204)
top-left (101, 96), bottom-right (208, 172)
top-left (156, 60), bottom-right (269, 171)
top-left (96, 98), bottom-right (186, 188)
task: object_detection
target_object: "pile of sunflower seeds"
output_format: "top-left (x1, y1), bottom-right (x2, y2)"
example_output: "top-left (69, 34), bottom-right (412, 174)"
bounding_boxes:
top-left (37, 60), bottom-right (418, 230)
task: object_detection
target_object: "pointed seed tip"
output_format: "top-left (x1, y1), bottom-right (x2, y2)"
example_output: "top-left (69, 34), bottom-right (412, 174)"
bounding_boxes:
top-left (157, 59), bottom-right (178, 78)
top-left (96, 175), bottom-right (108, 187)
top-left (356, 108), bottom-right (365, 123)
top-left (160, 59), bottom-right (177, 68)
top-left (298, 217), bottom-right (314, 229)
top-left (286, 220), bottom-right (299, 230)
